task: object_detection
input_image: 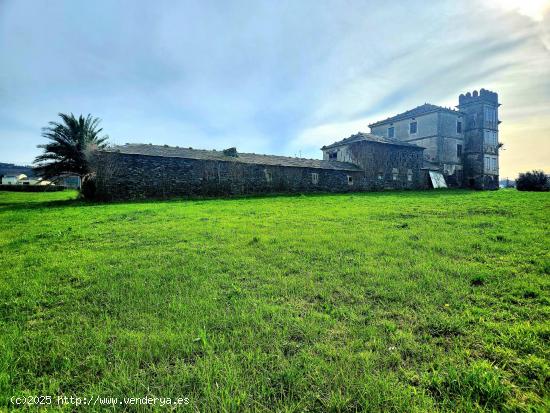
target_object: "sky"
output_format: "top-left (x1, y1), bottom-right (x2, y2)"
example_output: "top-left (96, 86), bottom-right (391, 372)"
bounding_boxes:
top-left (0, 0), bottom-right (549, 178)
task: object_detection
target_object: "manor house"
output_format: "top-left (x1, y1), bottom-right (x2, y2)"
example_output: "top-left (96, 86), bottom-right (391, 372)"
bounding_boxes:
top-left (92, 89), bottom-right (500, 200)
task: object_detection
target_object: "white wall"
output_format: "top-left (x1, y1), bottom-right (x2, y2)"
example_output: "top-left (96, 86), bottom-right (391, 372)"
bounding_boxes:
top-left (1, 177), bottom-right (17, 185)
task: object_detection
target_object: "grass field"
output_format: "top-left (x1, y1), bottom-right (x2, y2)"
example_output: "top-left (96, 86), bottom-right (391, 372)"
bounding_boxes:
top-left (0, 189), bottom-right (548, 412)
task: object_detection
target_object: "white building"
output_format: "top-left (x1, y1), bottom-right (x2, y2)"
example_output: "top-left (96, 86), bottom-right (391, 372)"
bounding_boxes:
top-left (1, 174), bottom-right (51, 186)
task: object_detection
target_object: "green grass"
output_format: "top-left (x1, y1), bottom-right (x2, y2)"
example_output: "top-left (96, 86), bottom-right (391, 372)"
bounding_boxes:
top-left (0, 189), bottom-right (548, 412)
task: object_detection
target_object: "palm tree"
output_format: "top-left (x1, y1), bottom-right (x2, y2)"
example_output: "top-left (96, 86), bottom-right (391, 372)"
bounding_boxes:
top-left (33, 113), bottom-right (109, 181)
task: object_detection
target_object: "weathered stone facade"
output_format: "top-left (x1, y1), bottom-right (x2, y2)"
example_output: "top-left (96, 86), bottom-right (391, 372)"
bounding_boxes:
top-left (93, 150), bottom-right (364, 201)
top-left (368, 89), bottom-right (500, 189)
top-left (457, 89), bottom-right (500, 190)
top-left (93, 135), bottom-right (424, 200)
top-left (91, 88), bottom-right (501, 200)
top-left (321, 133), bottom-right (425, 190)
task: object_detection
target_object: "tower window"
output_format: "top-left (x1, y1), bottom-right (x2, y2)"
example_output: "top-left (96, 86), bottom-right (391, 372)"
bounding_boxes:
top-left (485, 107), bottom-right (497, 127)
top-left (388, 126), bottom-right (395, 138)
top-left (457, 120), bottom-right (462, 134)
top-left (409, 121), bottom-right (417, 135)
top-left (484, 131), bottom-right (498, 146)
top-left (484, 156), bottom-right (498, 173)
top-left (457, 144), bottom-right (462, 157)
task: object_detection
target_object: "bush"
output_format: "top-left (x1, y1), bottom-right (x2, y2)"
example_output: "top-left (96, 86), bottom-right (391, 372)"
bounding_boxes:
top-left (516, 170), bottom-right (548, 192)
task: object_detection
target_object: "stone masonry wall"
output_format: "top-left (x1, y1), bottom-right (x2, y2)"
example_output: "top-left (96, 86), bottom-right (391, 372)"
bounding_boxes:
top-left (333, 141), bottom-right (426, 190)
top-left (458, 89), bottom-right (500, 190)
top-left (93, 152), bottom-right (368, 201)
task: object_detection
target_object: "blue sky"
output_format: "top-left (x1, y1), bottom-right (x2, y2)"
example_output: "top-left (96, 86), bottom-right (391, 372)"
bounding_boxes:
top-left (1, 0), bottom-right (549, 177)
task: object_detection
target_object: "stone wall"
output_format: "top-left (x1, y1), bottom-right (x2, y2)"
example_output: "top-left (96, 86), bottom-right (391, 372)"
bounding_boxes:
top-left (370, 112), bottom-right (439, 142)
top-left (370, 111), bottom-right (465, 187)
top-left (92, 152), bottom-right (368, 200)
top-left (323, 140), bottom-right (426, 190)
top-left (458, 89), bottom-right (500, 190)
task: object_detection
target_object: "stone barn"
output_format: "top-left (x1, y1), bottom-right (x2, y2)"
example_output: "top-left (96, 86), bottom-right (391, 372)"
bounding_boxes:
top-left (92, 133), bottom-right (425, 200)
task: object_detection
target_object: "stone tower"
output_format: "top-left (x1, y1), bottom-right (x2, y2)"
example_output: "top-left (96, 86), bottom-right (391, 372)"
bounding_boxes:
top-left (458, 89), bottom-right (500, 189)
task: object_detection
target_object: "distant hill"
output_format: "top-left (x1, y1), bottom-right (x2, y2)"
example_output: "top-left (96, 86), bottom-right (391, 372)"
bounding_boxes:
top-left (0, 162), bottom-right (35, 177)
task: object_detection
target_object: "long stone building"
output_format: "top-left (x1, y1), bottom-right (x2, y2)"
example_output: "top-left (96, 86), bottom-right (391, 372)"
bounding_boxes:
top-left (92, 88), bottom-right (499, 200)
top-left (92, 134), bottom-right (424, 200)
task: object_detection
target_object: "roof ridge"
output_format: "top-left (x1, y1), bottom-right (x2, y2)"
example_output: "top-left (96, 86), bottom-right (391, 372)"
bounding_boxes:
top-left (368, 102), bottom-right (462, 127)
top-left (321, 131), bottom-right (423, 150)
top-left (105, 144), bottom-right (363, 172)
top-left (114, 143), bottom-right (340, 164)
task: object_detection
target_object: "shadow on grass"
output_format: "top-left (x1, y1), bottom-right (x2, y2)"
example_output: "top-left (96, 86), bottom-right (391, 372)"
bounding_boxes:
top-left (0, 188), bottom-right (484, 213)
top-left (0, 198), bottom-right (83, 211)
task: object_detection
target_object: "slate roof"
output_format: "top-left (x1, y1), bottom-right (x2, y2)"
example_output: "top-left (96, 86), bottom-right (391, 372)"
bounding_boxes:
top-left (368, 103), bottom-right (463, 127)
top-left (321, 132), bottom-right (423, 150)
top-left (104, 144), bottom-right (362, 172)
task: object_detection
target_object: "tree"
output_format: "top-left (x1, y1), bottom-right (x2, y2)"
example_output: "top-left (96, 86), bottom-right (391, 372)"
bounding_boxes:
top-left (516, 170), bottom-right (549, 192)
top-left (33, 113), bottom-right (108, 181)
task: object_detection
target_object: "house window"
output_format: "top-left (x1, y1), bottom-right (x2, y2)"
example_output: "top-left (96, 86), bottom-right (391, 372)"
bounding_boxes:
top-left (392, 168), bottom-right (399, 181)
top-left (377, 172), bottom-right (383, 180)
top-left (457, 120), bottom-right (462, 134)
top-left (265, 170), bottom-right (273, 183)
top-left (407, 169), bottom-right (413, 182)
top-left (311, 173), bottom-right (319, 185)
top-left (328, 152), bottom-right (337, 160)
top-left (388, 126), bottom-right (395, 138)
top-left (409, 121), bottom-right (417, 135)
top-left (457, 144), bottom-right (462, 157)
top-left (347, 175), bottom-right (353, 185)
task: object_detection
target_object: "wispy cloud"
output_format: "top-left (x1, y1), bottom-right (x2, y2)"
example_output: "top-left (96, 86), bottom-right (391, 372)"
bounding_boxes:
top-left (0, 0), bottom-right (548, 176)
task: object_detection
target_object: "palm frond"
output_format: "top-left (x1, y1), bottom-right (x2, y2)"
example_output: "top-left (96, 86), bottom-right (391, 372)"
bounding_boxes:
top-left (33, 113), bottom-right (109, 179)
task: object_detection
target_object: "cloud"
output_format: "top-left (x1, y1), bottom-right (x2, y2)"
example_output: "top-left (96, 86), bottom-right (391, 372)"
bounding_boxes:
top-left (0, 0), bottom-right (548, 176)
top-left (288, 118), bottom-right (367, 158)
top-left (483, 0), bottom-right (550, 22)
